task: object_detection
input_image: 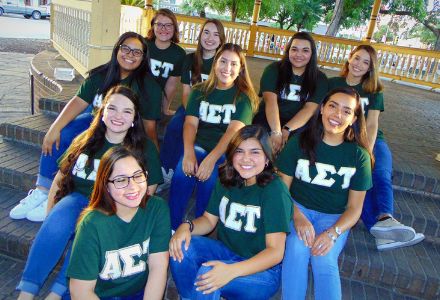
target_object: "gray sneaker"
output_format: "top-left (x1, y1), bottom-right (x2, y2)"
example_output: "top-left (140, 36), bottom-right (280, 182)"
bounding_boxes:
top-left (156, 167), bottom-right (174, 193)
top-left (370, 217), bottom-right (416, 242)
top-left (376, 233), bottom-right (425, 251)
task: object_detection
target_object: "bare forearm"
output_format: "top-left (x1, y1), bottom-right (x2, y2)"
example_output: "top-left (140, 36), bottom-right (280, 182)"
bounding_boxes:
top-left (183, 122), bottom-right (197, 154)
top-left (206, 123), bottom-right (244, 162)
top-left (142, 119), bottom-right (159, 152)
top-left (284, 103), bottom-right (318, 131)
top-left (264, 96), bottom-right (282, 132)
top-left (144, 268), bottom-right (167, 300)
top-left (191, 214), bottom-right (217, 235)
top-left (51, 96), bottom-right (88, 131)
top-left (366, 123), bottom-right (378, 153)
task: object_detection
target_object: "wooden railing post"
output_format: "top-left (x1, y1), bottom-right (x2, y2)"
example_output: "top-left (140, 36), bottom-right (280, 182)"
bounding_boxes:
top-left (364, 0), bottom-right (382, 44)
top-left (88, 0), bottom-right (121, 70)
top-left (247, 0), bottom-right (262, 57)
top-left (142, 0), bottom-right (155, 37)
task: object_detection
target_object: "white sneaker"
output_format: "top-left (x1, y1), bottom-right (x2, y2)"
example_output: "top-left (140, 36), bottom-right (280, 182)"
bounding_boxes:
top-left (9, 189), bottom-right (49, 220)
top-left (26, 199), bottom-right (48, 222)
top-left (156, 168), bottom-right (174, 193)
top-left (376, 233), bottom-right (425, 251)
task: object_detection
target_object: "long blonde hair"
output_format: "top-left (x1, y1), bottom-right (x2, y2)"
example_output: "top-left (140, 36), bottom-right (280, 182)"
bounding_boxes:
top-left (340, 45), bottom-right (384, 94)
top-left (197, 43), bottom-right (259, 113)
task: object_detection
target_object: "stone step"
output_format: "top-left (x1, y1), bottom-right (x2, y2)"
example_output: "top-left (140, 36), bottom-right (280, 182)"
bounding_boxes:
top-left (0, 114), bottom-right (56, 148)
top-left (0, 139), bottom-right (40, 192)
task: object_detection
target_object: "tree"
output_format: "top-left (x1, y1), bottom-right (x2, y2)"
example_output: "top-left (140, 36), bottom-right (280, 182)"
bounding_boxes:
top-left (180, 0), bottom-right (215, 17)
top-left (410, 23), bottom-right (439, 49)
top-left (379, 0), bottom-right (440, 50)
top-left (266, 0), bottom-right (323, 31)
top-left (372, 24), bottom-right (394, 42)
top-left (323, 0), bottom-right (374, 36)
top-left (120, 0), bottom-right (144, 8)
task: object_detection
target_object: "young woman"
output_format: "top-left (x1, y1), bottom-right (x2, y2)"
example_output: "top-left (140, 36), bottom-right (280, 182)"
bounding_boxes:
top-left (67, 146), bottom-right (170, 300)
top-left (10, 31), bottom-right (162, 222)
top-left (169, 125), bottom-right (293, 300)
top-left (168, 43), bottom-right (259, 231)
top-left (16, 86), bottom-right (163, 300)
top-left (278, 87), bottom-right (373, 299)
top-left (159, 19), bottom-right (226, 190)
top-left (328, 45), bottom-right (423, 251)
top-left (253, 32), bottom-right (329, 153)
top-left (146, 8), bottom-right (186, 115)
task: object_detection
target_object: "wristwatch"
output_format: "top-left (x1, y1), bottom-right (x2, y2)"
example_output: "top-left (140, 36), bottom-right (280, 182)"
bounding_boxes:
top-left (184, 220), bottom-right (194, 232)
top-left (334, 226), bottom-right (342, 236)
top-left (282, 125), bottom-right (293, 133)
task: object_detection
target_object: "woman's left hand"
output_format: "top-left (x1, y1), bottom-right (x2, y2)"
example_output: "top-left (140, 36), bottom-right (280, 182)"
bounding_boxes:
top-left (194, 261), bottom-right (235, 294)
top-left (311, 231), bottom-right (335, 257)
top-left (281, 128), bottom-right (290, 146)
top-left (195, 157), bottom-right (216, 182)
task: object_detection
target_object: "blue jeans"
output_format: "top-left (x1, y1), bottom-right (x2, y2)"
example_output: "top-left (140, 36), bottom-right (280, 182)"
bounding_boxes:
top-left (17, 192), bottom-right (90, 296)
top-left (36, 106), bottom-right (93, 189)
top-left (170, 236), bottom-right (281, 300)
top-left (282, 201), bottom-right (349, 300)
top-left (160, 105), bottom-right (185, 171)
top-left (361, 139), bottom-right (394, 231)
top-left (168, 144), bottom-right (225, 230)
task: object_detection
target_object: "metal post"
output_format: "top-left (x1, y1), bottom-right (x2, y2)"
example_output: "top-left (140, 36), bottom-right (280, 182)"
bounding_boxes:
top-left (29, 69), bottom-right (34, 115)
top-left (364, 0), bottom-right (382, 44)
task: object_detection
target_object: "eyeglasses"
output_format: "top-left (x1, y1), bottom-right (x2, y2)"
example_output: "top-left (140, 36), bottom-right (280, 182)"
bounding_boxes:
top-left (154, 22), bottom-right (174, 30)
top-left (119, 45), bottom-right (144, 57)
top-left (108, 171), bottom-right (148, 189)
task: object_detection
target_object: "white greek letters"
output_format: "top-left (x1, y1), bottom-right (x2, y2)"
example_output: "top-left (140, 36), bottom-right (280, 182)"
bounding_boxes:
top-left (71, 153), bottom-right (100, 181)
top-left (221, 198), bottom-right (261, 233)
top-left (295, 159), bottom-right (356, 189)
top-left (92, 94), bottom-right (103, 108)
top-left (150, 59), bottom-right (174, 78)
top-left (199, 101), bottom-right (236, 124)
top-left (360, 97), bottom-right (369, 114)
top-left (100, 239), bottom-right (150, 281)
top-left (281, 84), bottom-right (301, 101)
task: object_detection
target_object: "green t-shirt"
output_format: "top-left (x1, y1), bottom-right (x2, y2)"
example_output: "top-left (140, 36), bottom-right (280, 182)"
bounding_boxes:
top-left (258, 62), bottom-right (329, 121)
top-left (328, 77), bottom-right (385, 140)
top-left (76, 72), bottom-right (162, 120)
top-left (180, 53), bottom-right (214, 86)
top-left (205, 177), bottom-right (293, 259)
top-left (146, 40), bottom-right (186, 89)
top-left (57, 133), bottom-right (163, 198)
top-left (185, 85), bottom-right (254, 152)
top-left (66, 196), bottom-right (170, 298)
top-left (277, 135), bottom-right (372, 214)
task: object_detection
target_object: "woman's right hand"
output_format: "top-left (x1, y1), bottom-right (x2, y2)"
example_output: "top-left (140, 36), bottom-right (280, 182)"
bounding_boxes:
top-left (294, 214), bottom-right (315, 248)
top-left (42, 127), bottom-right (61, 156)
top-left (182, 152), bottom-right (198, 176)
top-left (169, 224), bottom-right (192, 263)
top-left (270, 133), bottom-right (283, 153)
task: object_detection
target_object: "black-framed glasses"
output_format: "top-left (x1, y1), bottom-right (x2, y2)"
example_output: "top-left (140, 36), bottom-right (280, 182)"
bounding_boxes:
top-left (119, 45), bottom-right (144, 57)
top-left (108, 171), bottom-right (148, 189)
top-left (154, 22), bottom-right (174, 30)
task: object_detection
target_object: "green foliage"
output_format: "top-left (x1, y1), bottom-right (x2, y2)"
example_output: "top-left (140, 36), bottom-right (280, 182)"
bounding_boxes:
top-left (323, 0), bottom-right (374, 30)
top-left (120, 0), bottom-right (144, 8)
top-left (265, 0), bottom-right (323, 31)
top-left (372, 25), bottom-right (394, 42)
top-left (180, 0), bottom-right (215, 17)
top-left (410, 24), bottom-right (438, 47)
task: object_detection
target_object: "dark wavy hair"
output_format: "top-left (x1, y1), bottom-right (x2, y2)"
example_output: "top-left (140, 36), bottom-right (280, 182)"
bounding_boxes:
top-left (190, 19), bottom-right (226, 86)
top-left (218, 125), bottom-right (278, 189)
top-left (86, 31), bottom-right (152, 105)
top-left (146, 9), bottom-right (180, 43)
top-left (77, 146), bottom-right (149, 225)
top-left (299, 86), bottom-right (374, 168)
top-left (55, 85), bottom-right (147, 204)
top-left (276, 32), bottom-right (325, 103)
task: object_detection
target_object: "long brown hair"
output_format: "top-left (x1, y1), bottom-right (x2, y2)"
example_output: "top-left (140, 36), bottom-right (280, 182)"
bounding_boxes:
top-left (77, 147), bottom-right (149, 225)
top-left (146, 9), bottom-right (180, 43)
top-left (219, 125), bottom-right (278, 189)
top-left (299, 87), bottom-right (375, 168)
top-left (55, 85), bottom-right (147, 204)
top-left (197, 43), bottom-right (259, 113)
top-left (340, 45), bottom-right (384, 94)
top-left (191, 19), bottom-right (226, 86)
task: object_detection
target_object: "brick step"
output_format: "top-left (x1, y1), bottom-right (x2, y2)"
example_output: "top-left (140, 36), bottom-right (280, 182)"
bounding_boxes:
top-left (0, 184), bottom-right (437, 299)
top-left (0, 139), bottom-right (40, 192)
top-left (0, 114), bottom-right (56, 148)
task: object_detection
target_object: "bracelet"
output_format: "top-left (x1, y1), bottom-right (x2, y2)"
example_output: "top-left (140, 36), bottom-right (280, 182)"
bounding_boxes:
top-left (325, 230), bottom-right (337, 242)
top-left (333, 226), bottom-right (342, 236)
top-left (184, 220), bottom-right (194, 232)
top-left (270, 131), bottom-right (282, 136)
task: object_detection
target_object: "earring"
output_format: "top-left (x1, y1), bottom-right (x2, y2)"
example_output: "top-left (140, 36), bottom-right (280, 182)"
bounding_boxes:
top-left (265, 162), bottom-right (268, 168)
top-left (101, 116), bottom-right (104, 122)
top-left (131, 123), bottom-right (134, 128)
top-left (349, 123), bottom-right (352, 126)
